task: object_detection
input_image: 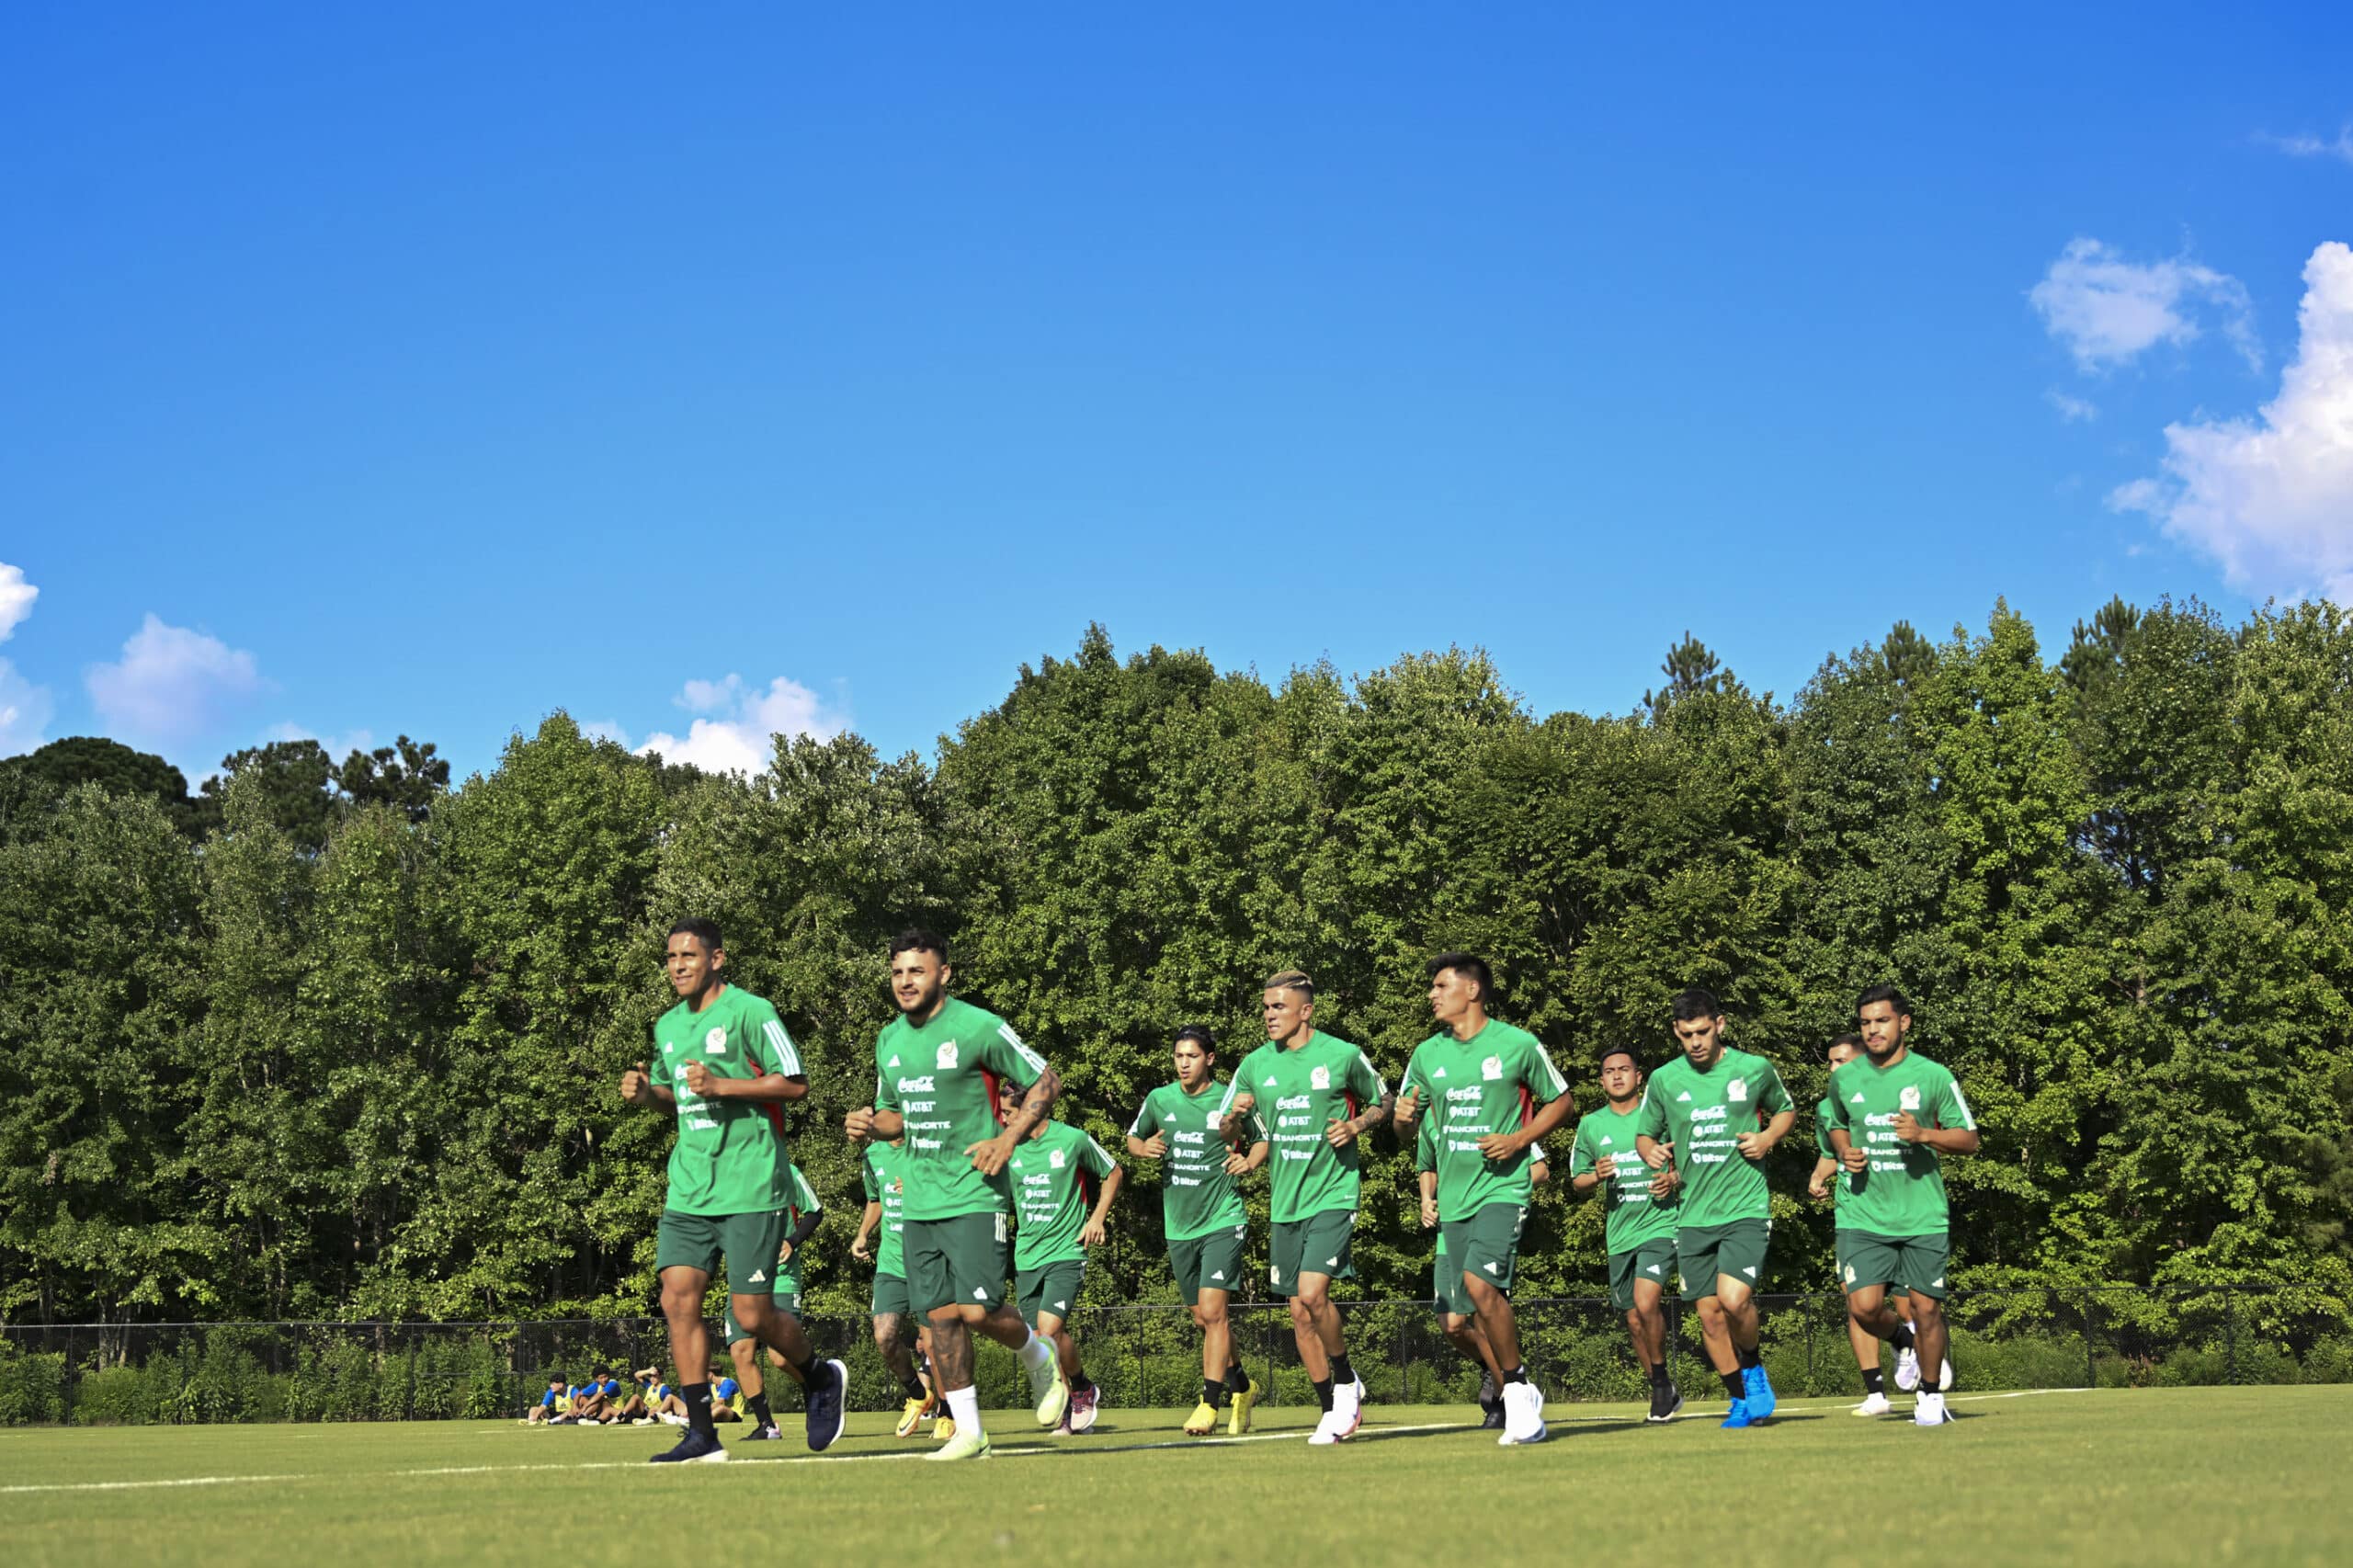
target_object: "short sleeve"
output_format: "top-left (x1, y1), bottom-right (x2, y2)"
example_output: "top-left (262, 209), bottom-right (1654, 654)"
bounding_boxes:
top-left (1755, 1058), bottom-right (1793, 1115)
top-left (1218, 1050), bottom-right (1265, 1115)
top-left (875, 1064), bottom-right (899, 1111)
top-left (1347, 1049), bottom-right (1387, 1104)
top-left (1400, 1047), bottom-right (1430, 1102)
top-left (746, 998), bottom-right (802, 1076)
top-left (861, 1158), bottom-right (881, 1204)
top-left (1519, 1037), bottom-right (1569, 1102)
top-left (791, 1165), bottom-right (822, 1215)
top-left (1827, 1068), bottom-right (1852, 1130)
top-left (1636, 1083), bottom-right (1666, 1140)
top-left (1128, 1093), bottom-right (1162, 1139)
top-left (976, 1014), bottom-right (1046, 1090)
top-left (1933, 1068), bottom-right (1976, 1131)
top-left (1415, 1117), bottom-right (1438, 1173)
top-left (1814, 1103), bottom-right (1836, 1157)
top-left (1568, 1122), bottom-right (1597, 1176)
top-left (1082, 1134), bottom-right (1119, 1177)
top-left (651, 1025), bottom-right (676, 1092)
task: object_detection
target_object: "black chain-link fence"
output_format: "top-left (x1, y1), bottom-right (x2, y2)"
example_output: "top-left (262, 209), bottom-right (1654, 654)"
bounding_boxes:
top-left (3, 1285), bottom-right (2347, 1425)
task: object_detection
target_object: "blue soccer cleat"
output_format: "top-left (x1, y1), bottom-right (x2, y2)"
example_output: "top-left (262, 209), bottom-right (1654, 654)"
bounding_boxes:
top-left (804, 1358), bottom-right (848, 1452)
top-left (1720, 1397), bottom-right (1755, 1428)
top-left (1742, 1364), bottom-right (1777, 1420)
top-left (649, 1427), bottom-right (728, 1463)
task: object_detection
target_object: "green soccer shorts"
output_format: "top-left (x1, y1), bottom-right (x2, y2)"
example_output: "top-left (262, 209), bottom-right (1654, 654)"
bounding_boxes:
top-left (655, 1209), bottom-right (788, 1297)
top-left (1675, 1218), bottom-right (1771, 1298)
top-left (1835, 1230), bottom-right (1912, 1299)
top-left (721, 1289), bottom-right (801, 1346)
top-left (1438, 1202), bottom-right (1528, 1304)
top-left (870, 1270), bottom-right (912, 1320)
top-left (1168, 1223), bottom-right (1248, 1306)
top-left (1270, 1210), bottom-right (1357, 1297)
top-left (1016, 1258), bottom-right (1086, 1324)
top-left (1840, 1232), bottom-right (1949, 1300)
top-left (904, 1212), bottom-right (1010, 1316)
top-left (1608, 1238), bottom-right (1679, 1312)
top-left (1431, 1231), bottom-right (1470, 1317)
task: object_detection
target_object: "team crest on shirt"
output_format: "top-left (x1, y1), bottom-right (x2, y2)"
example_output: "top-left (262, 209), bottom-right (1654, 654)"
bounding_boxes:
top-left (1049, 1149), bottom-right (1066, 1170)
top-left (1310, 1065), bottom-right (1331, 1091)
top-left (1206, 1112), bottom-right (1222, 1131)
top-left (937, 1041), bottom-right (959, 1070)
top-left (1899, 1085), bottom-right (1922, 1110)
top-left (704, 1027), bottom-right (728, 1053)
top-left (1481, 1055), bottom-right (1503, 1081)
top-left (1727, 1078), bottom-right (1747, 1101)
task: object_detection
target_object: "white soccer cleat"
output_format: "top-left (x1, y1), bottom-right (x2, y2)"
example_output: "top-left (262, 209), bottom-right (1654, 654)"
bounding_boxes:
top-left (1331, 1377), bottom-right (1363, 1440)
top-left (1496, 1381), bottom-right (1548, 1446)
top-left (1914, 1391), bottom-right (1953, 1426)
top-left (1307, 1407), bottom-right (1348, 1446)
top-left (1852, 1392), bottom-right (1893, 1417)
top-left (1894, 1346), bottom-right (1921, 1392)
top-left (1939, 1357), bottom-right (1954, 1389)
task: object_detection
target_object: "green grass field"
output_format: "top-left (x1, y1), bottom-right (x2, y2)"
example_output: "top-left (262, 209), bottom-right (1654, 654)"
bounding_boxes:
top-left (1, 1387), bottom-right (2342, 1567)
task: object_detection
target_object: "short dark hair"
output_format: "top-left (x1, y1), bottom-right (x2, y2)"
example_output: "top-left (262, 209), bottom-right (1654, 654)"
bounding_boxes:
top-left (1856, 983), bottom-right (1910, 1017)
top-left (1828, 1032), bottom-right (1865, 1057)
top-left (547, 1373), bottom-right (566, 1385)
top-left (1175, 1024), bottom-right (1215, 1055)
top-left (1598, 1045), bottom-right (1640, 1070)
top-left (1428, 951), bottom-right (1494, 1004)
top-left (1670, 987), bottom-right (1721, 1022)
top-left (668, 916), bottom-right (722, 953)
top-left (890, 927), bottom-right (949, 963)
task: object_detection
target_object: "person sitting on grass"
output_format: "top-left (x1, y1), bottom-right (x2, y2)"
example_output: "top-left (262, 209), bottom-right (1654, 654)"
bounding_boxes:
top-left (620, 1368), bottom-right (677, 1425)
top-left (708, 1374), bottom-right (745, 1422)
top-left (569, 1370), bottom-right (614, 1425)
top-left (524, 1375), bottom-right (571, 1425)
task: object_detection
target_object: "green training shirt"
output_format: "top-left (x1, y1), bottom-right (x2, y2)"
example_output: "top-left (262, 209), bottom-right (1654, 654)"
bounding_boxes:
top-left (1007, 1120), bottom-right (1120, 1269)
top-left (1128, 1080), bottom-right (1264, 1241)
top-left (1219, 1032), bottom-right (1388, 1224)
top-left (1826, 1050), bottom-right (1975, 1237)
top-left (1815, 1096), bottom-right (1862, 1214)
top-left (773, 1164), bottom-right (821, 1294)
top-left (1634, 1046), bottom-right (1792, 1228)
top-left (1570, 1102), bottom-right (1681, 1254)
top-left (649, 986), bottom-right (803, 1217)
top-left (1400, 1019), bottom-right (1568, 1221)
top-left (860, 1140), bottom-right (911, 1278)
top-left (872, 996), bottom-right (1048, 1222)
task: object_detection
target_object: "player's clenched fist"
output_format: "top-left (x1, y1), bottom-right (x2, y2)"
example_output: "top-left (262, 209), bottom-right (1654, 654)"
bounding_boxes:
top-left (620, 1062), bottom-right (655, 1106)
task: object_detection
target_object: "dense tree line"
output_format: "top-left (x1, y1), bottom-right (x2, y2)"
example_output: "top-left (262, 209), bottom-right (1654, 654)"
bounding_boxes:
top-left (3, 599), bottom-right (2349, 1329)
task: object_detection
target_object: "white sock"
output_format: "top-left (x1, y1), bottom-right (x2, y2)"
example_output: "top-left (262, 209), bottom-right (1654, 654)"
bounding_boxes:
top-left (946, 1385), bottom-right (982, 1432)
top-left (1017, 1330), bottom-right (1054, 1371)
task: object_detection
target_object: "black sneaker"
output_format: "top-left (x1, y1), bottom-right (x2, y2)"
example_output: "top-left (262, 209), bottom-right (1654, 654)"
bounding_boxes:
top-left (1479, 1397), bottom-right (1506, 1429)
top-left (745, 1422), bottom-right (786, 1441)
top-left (804, 1358), bottom-right (848, 1452)
top-left (1476, 1370), bottom-right (1499, 1408)
top-left (1647, 1382), bottom-right (1683, 1424)
top-left (650, 1427), bottom-right (729, 1463)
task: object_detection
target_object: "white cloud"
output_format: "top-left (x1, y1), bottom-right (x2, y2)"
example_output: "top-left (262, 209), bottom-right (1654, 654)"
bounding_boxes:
top-left (0, 661), bottom-right (52, 756)
top-left (2046, 388), bottom-right (2100, 423)
top-left (85, 614), bottom-right (266, 748)
top-left (0, 562), bottom-right (35, 642)
top-left (2263, 126), bottom-right (2353, 166)
top-left (260, 722), bottom-right (376, 762)
top-left (637, 674), bottom-right (847, 776)
top-left (2030, 238), bottom-right (2260, 372)
top-left (577, 719), bottom-right (632, 747)
top-left (2109, 241), bottom-right (2353, 602)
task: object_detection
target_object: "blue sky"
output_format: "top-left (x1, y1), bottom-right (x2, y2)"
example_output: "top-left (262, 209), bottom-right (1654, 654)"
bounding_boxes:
top-left (4, 3), bottom-right (2349, 779)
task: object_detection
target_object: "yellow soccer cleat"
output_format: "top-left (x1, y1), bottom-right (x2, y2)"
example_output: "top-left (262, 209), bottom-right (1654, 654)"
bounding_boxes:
top-left (896, 1394), bottom-right (933, 1438)
top-left (1227, 1381), bottom-right (1256, 1436)
top-left (1029, 1356), bottom-right (1070, 1429)
top-left (932, 1416), bottom-right (957, 1442)
top-left (1183, 1399), bottom-right (1220, 1437)
top-left (926, 1424), bottom-right (992, 1461)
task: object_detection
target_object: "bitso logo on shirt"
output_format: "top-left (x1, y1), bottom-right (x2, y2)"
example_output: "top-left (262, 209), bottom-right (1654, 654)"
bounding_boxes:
top-left (704, 1027), bottom-right (728, 1053)
top-left (1481, 1056), bottom-right (1503, 1081)
top-left (936, 1041), bottom-right (959, 1070)
top-left (1310, 1065), bottom-right (1331, 1091)
top-left (1727, 1077), bottom-right (1747, 1101)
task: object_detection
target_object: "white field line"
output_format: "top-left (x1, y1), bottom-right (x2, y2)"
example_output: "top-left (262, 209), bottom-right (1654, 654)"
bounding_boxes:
top-left (0, 1390), bottom-right (2097, 1495)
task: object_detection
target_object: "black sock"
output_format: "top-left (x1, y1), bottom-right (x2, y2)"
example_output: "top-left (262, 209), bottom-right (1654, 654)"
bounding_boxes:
top-left (1920, 1376), bottom-right (1942, 1394)
top-left (901, 1369), bottom-right (927, 1401)
top-left (1071, 1373), bottom-right (1093, 1395)
top-left (1329, 1352), bottom-right (1354, 1384)
top-left (1735, 1344), bottom-right (1761, 1370)
top-left (1500, 1365), bottom-right (1528, 1386)
top-left (1862, 1368), bottom-right (1885, 1395)
top-left (1205, 1377), bottom-right (1226, 1407)
top-left (1313, 1377), bottom-right (1335, 1414)
top-left (1891, 1323), bottom-right (1915, 1351)
top-left (1227, 1359), bottom-right (1252, 1393)
top-left (683, 1382), bottom-right (715, 1437)
top-left (1720, 1371), bottom-right (1746, 1401)
top-left (789, 1350), bottom-right (815, 1380)
top-left (1650, 1362), bottom-right (1672, 1387)
top-left (745, 1392), bottom-right (774, 1428)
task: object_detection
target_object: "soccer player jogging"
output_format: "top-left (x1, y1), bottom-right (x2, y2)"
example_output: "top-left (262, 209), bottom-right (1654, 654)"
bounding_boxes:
top-left (1218, 970), bottom-right (1392, 1446)
top-left (852, 1131), bottom-right (945, 1437)
top-left (843, 928), bottom-right (1072, 1462)
top-left (619, 917), bottom-right (847, 1463)
top-left (1391, 954), bottom-right (1574, 1446)
top-left (1570, 1047), bottom-right (1685, 1423)
top-left (1827, 984), bottom-right (1979, 1428)
top-left (1634, 987), bottom-right (1795, 1429)
top-left (1808, 1032), bottom-right (1919, 1415)
top-left (1001, 1082), bottom-right (1125, 1433)
top-left (720, 1161), bottom-right (824, 1440)
top-left (1127, 1025), bottom-right (1269, 1437)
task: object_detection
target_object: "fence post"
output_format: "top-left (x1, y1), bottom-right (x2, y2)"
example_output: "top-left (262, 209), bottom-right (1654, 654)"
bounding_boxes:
top-left (2082, 1291), bottom-right (2097, 1389)
top-left (1805, 1298), bottom-right (1815, 1394)
top-left (2225, 1290), bottom-right (2238, 1386)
